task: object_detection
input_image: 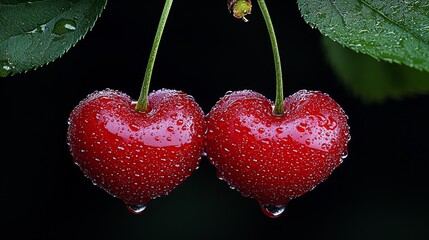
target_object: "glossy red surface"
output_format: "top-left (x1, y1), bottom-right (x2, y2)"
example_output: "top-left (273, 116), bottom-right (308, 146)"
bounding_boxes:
top-left (67, 88), bottom-right (206, 207)
top-left (205, 90), bottom-right (350, 207)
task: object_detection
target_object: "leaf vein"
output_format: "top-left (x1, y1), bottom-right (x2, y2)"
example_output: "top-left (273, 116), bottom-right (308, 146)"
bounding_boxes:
top-left (329, 0), bottom-right (346, 27)
top-left (358, 0), bottom-right (428, 45)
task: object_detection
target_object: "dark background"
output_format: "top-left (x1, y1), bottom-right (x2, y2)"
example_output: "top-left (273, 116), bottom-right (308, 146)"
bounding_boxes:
top-left (2, 1), bottom-right (429, 239)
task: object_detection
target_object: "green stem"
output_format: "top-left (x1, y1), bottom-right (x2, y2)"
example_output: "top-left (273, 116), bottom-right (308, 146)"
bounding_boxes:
top-left (257, 0), bottom-right (284, 115)
top-left (135, 0), bottom-right (173, 112)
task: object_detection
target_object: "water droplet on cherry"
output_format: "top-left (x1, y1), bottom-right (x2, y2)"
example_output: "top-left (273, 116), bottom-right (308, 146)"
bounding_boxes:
top-left (296, 125), bottom-right (305, 133)
top-left (126, 204), bottom-right (147, 214)
top-left (167, 126), bottom-right (174, 132)
top-left (129, 122), bottom-right (140, 131)
top-left (260, 204), bottom-right (287, 218)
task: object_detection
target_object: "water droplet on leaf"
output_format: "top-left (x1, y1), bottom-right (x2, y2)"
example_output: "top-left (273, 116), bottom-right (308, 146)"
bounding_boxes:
top-left (53, 18), bottom-right (77, 35)
top-left (0, 60), bottom-right (13, 77)
top-left (27, 24), bottom-right (47, 34)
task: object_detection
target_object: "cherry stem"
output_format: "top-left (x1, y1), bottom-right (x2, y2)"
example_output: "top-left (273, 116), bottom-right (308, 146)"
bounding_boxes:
top-left (135, 0), bottom-right (173, 112)
top-left (257, 0), bottom-right (284, 115)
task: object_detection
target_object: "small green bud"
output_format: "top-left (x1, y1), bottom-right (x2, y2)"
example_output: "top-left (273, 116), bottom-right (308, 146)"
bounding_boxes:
top-left (227, 0), bottom-right (252, 22)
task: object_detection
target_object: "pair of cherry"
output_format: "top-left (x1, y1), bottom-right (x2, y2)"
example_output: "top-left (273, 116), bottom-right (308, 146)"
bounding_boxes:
top-left (66, 86), bottom-right (350, 218)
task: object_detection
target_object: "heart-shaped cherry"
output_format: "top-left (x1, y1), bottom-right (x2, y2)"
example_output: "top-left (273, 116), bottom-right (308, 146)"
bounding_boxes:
top-left (67, 88), bottom-right (206, 213)
top-left (205, 89), bottom-right (350, 218)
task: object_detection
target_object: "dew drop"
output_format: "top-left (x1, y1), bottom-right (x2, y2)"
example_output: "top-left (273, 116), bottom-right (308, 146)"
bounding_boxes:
top-left (176, 104), bottom-right (184, 110)
top-left (296, 125), bottom-right (305, 133)
top-left (27, 24), bottom-right (47, 34)
top-left (52, 18), bottom-right (77, 35)
top-left (325, 116), bottom-right (338, 130)
top-left (0, 59), bottom-right (13, 77)
top-left (129, 123), bottom-right (140, 131)
top-left (126, 204), bottom-right (147, 214)
top-left (305, 139), bottom-right (311, 145)
top-left (260, 204), bottom-right (286, 218)
top-left (216, 172), bottom-right (224, 181)
top-left (167, 126), bottom-right (174, 132)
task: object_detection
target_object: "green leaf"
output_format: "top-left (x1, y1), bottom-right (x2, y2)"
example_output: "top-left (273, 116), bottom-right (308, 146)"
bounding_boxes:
top-left (297, 0), bottom-right (429, 73)
top-left (323, 36), bottom-right (429, 103)
top-left (0, 0), bottom-right (108, 77)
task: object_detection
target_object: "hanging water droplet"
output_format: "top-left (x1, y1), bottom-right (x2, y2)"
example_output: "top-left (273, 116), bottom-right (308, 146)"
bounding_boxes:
top-left (0, 60), bottom-right (13, 77)
top-left (52, 18), bottom-right (77, 35)
top-left (126, 204), bottom-right (147, 214)
top-left (260, 204), bottom-right (286, 218)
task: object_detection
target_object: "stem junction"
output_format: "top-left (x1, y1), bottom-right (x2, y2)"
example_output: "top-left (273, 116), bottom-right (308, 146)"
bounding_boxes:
top-left (135, 0), bottom-right (173, 112)
top-left (257, 0), bottom-right (284, 115)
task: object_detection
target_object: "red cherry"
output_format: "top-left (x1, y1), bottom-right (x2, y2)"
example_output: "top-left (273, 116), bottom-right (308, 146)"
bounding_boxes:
top-left (67, 88), bottom-right (206, 213)
top-left (205, 89), bottom-right (350, 218)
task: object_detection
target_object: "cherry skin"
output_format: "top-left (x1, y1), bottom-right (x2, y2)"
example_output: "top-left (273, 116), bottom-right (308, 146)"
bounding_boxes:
top-left (67, 88), bottom-right (206, 213)
top-left (205, 89), bottom-right (350, 218)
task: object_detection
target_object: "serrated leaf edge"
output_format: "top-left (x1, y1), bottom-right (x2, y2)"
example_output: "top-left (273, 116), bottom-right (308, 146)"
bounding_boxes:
top-left (9, 0), bottom-right (109, 76)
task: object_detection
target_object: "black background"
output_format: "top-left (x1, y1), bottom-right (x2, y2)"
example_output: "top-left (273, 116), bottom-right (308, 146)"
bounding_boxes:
top-left (2, 1), bottom-right (429, 239)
